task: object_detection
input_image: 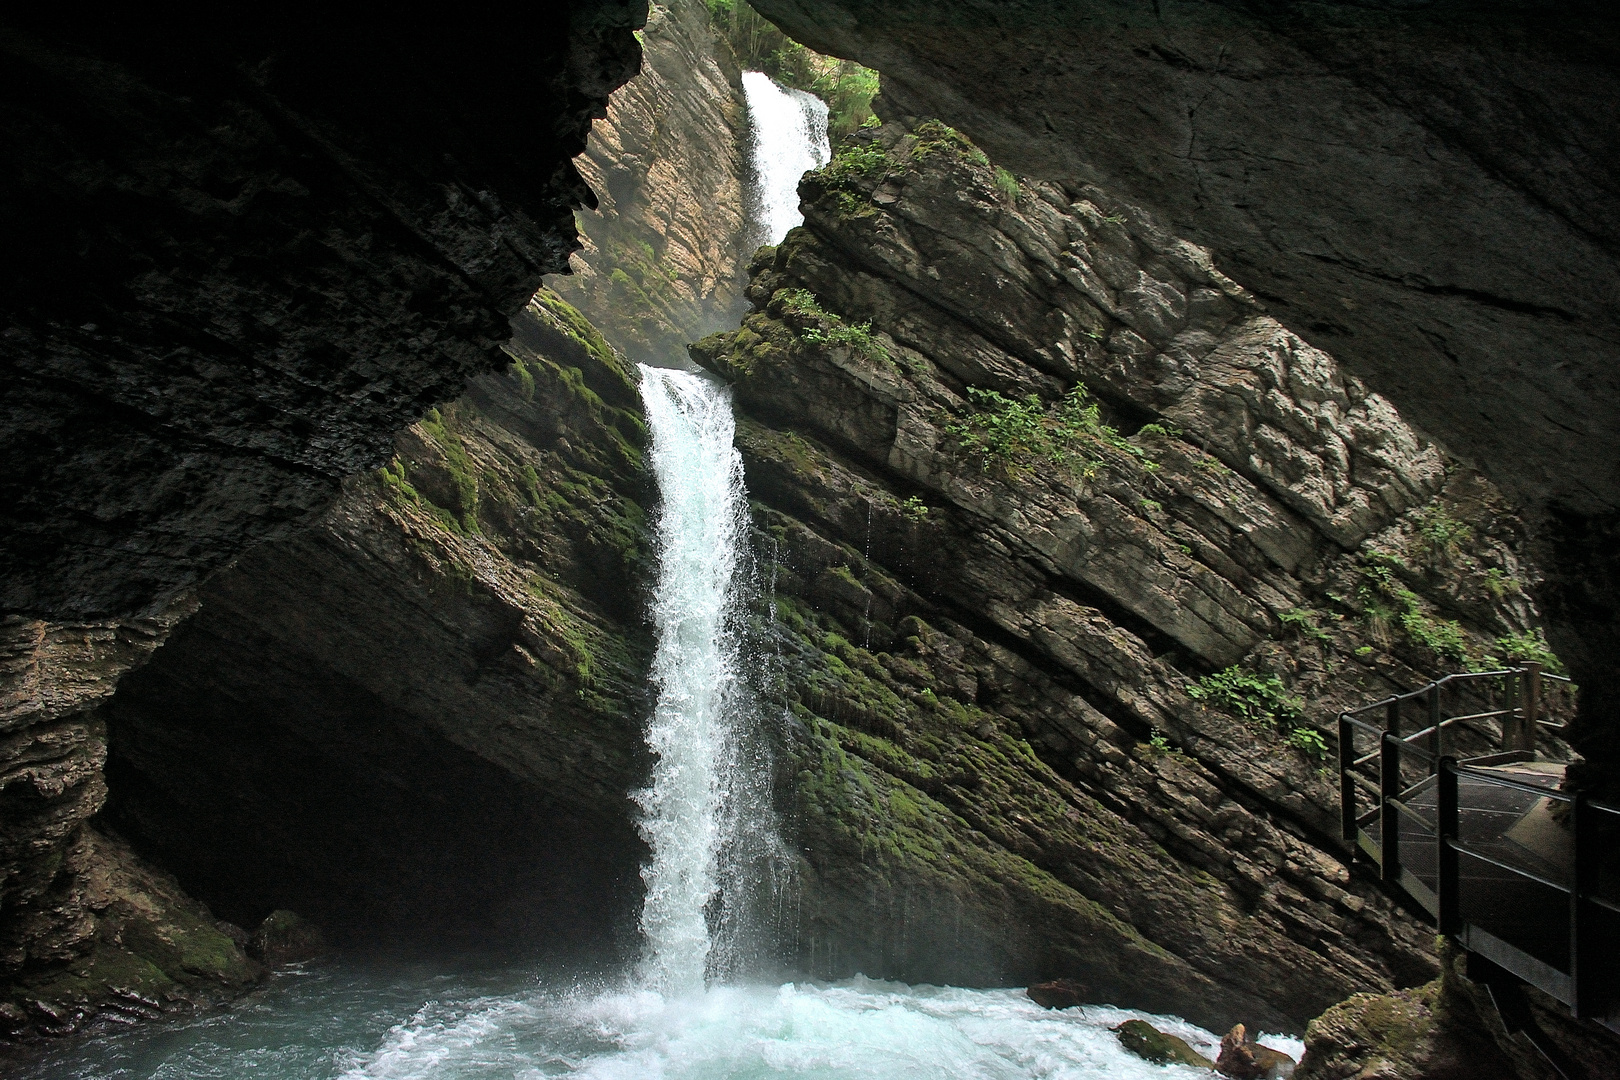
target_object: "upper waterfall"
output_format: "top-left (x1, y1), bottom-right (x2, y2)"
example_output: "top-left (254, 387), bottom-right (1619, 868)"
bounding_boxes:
top-left (743, 70), bottom-right (831, 247)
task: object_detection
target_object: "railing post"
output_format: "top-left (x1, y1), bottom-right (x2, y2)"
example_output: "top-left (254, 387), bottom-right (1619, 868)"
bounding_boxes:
top-left (1436, 757), bottom-right (1460, 935)
top-left (1339, 714), bottom-right (1357, 843)
top-left (1428, 682), bottom-right (1442, 774)
top-left (1517, 661), bottom-right (1542, 753)
top-left (1570, 793), bottom-right (1597, 1018)
top-left (1501, 669), bottom-right (1521, 750)
top-left (1381, 730), bottom-right (1402, 886)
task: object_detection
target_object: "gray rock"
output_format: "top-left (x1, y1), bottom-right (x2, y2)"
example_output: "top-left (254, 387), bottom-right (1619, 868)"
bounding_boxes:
top-left (248, 911), bottom-right (325, 967)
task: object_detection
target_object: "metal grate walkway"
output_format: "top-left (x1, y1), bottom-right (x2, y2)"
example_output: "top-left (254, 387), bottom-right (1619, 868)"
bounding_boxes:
top-left (1337, 664), bottom-right (1619, 1030)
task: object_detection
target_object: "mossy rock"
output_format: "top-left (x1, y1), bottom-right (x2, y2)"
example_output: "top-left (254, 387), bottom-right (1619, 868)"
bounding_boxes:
top-left (1116, 1019), bottom-right (1215, 1068)
top-left (248, 910), bottom-right (326, 966)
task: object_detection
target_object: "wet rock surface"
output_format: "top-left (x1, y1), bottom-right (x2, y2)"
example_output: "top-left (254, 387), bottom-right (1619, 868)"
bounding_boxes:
top-left (0, 828), bottom-right (261, 1039)
top-left (100, 293), bottom-right (655, 951)
top-left (0, 4), bottom-right (647, 1035)
top-left (1296, 978), bottom-right (1514, 1080)
top-left (550, 0), bottom-right (756, 365)
top-left (1026, 978), bottom-right (1088, 1010)
top-left (1219, 1023), bottom-right (1296, 1078)
top-left (2, 291), bottom-right (657, 1033)
top-left (691, 120), bottom-right (1567, 1031)
top-left (749, 0), bottom-right (1620, 801)
top-left (1117, 1018), bottom-right (1214, 1069)
top-left (247, 911), bottom-right (325, 968)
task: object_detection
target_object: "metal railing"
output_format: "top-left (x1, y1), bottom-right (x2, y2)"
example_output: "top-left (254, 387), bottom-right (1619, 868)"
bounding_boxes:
top-left (1336, 663), bottom-right (1616, 1020)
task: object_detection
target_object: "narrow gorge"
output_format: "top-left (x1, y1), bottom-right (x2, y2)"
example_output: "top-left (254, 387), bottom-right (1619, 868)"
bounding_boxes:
top-left (2, 3), bottom-right (1616, 1079)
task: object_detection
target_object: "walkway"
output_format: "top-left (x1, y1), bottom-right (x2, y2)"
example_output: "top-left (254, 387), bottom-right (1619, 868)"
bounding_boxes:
top-left (1336, 664), bottom-right (1618, 1033)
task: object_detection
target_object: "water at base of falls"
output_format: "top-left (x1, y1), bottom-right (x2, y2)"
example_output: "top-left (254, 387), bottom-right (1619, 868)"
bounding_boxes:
top-left (9, 955), bottom-right (1305, 1079)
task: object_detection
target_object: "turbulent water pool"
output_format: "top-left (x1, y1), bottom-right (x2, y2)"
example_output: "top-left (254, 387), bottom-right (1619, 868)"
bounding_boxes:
top-left (8, 955), bottom-right (1302, 1079)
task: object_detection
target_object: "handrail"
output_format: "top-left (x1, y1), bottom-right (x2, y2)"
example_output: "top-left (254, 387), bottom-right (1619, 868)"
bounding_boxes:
top-left (1452, 764), bottom-right (1569, 802)
top-left (1446, 835), bottom-right (1571, 895)
top-left (1339, 668), bottom-right (1526, 719)
top-left (1336, 663), bottom-right (1611, 1020)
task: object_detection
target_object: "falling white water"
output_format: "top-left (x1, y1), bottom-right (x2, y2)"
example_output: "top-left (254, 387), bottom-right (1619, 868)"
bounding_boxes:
top-left (626, 64), bottom-right (832, 996)
top-left (743, 70), bottom-right (831, 246)
top-left (634, 365), bottom-right (749, 993)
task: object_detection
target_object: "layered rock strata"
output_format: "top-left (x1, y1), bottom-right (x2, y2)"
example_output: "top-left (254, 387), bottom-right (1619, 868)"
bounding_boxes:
top-left (100, 292), bottom-right (655, 950)
top-left (692, 121), bottom-right (1565, 1031)
top-left (550, 0), bottom-right (756, 365)
top-left (0, 3), bottom-right (647, 1035)
top-left (1, 4), bottom-right (644, 623)
top-left (748, 0), bottom-right (1620, 792)
top-left (3, 291), bottom-right (656, 1030)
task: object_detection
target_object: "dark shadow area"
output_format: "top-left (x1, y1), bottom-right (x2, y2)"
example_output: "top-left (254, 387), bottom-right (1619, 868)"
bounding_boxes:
top-left (100, 609), bottom-right (645, 957)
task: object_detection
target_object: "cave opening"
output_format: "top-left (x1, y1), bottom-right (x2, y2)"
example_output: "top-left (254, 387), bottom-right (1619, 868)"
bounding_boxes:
top-left (96, 535), bottom-right (649, 962)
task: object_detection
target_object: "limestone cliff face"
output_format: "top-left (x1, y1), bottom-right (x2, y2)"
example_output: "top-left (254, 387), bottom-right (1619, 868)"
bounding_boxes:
top-left (550, 0), bottom-right (755, 364)
top-left (1, 5), bottom-right (644, 624)
top-left (746, 0), bottom-right (1620, 795)
top-left (692, 122), bottom-right (1564, 1031)
top-left (2, 292), bottom-right (656, 1031)
top-left (101, 293), bottom-right (656, 946)
top-left (0, 4), bottom-right (648, 1035)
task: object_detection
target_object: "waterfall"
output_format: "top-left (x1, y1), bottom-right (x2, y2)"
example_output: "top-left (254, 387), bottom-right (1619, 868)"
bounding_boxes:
top-left (634, 366), bottom-right (748, 993)
top-left (630, 70), bottom-right (829, 995)
top-left (742, 70), bottom-right (831, 247)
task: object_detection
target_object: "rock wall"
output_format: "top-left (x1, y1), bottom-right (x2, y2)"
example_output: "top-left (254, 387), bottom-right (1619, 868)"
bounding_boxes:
top-left (691, 120), bottom-right (1566, 1032)
top-left (0, 2), bottom-right (648, 1035)
top-left (550, 0), bottom-right (755, 365)
top-left (102, 292), bottom-right (656, 946)
top-left (3, 292), bottom-right (657, 1030)
top-left (745, 0), bottom-right (1620, 792)
top-left (1, 5), bottom-right (643, 624)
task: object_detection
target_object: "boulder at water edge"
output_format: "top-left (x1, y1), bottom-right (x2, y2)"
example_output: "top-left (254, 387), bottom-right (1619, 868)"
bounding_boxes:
top-left (1219, 1023), bottom-right (1297, 1078)
top-left (1115, 1019), bottom-right (1216, 1068)
top-left (249, 910), bottom-right (327, 967)
top-left (1026, 980), bottom-right (1088, 1010)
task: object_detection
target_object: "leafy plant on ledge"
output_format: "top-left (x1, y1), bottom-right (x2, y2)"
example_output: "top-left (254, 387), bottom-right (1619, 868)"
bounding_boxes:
top-left (1279, 607), bottom-right (1331, 642)
top-left (1187, 665), bottom-right (1328, 760)
top-left (1188, 667), bottom-right (1303, 728)
top-left (775, 288), bottom-right (890, 364)
top-left (945, 383), bottom-right (1152, 480)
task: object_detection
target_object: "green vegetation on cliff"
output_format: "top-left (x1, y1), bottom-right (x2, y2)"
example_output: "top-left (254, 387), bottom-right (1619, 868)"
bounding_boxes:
top-left (945, 384), bottom-right (1150, 480)
top-left (776, 287), bottom-right (890, 363)
top-left (706, 0), bottom-right (879, 138)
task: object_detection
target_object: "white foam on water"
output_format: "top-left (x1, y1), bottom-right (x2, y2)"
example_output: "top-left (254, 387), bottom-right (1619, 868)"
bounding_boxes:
top-left (330, 979), bottom-right (1249, 1080)
top-left (742, 70), bottom-right (831, 246)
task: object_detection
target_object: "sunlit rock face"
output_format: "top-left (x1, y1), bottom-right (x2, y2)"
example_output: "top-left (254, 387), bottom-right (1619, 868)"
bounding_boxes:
top-left (747, 0), bottom-right (1620, 785)
top-left (550, 0), bottom-right (756, 365)
top-left (691, 120), bottom-right (1564, 1032)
